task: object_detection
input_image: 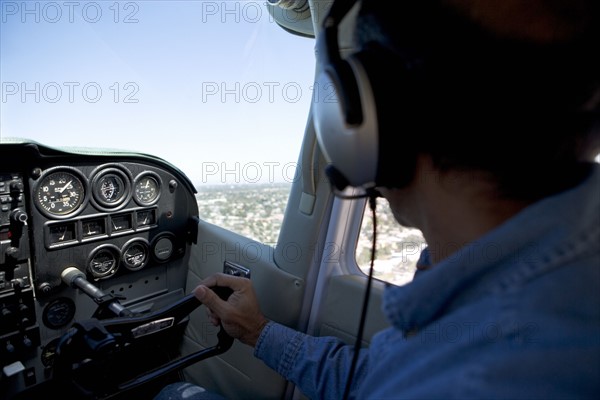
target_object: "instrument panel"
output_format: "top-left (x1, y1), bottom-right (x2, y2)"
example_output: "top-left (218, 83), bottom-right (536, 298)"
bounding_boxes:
top-left (27, 161), bottom-right (195, 292)
top-left (0, 141), bottom-right (199, 399)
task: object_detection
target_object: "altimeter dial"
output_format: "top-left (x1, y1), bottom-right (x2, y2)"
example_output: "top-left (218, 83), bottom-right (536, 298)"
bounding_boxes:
top-left (35, 170), bottom-right (86, 218)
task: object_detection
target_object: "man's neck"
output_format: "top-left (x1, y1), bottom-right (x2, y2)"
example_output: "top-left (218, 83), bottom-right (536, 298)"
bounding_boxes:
top-left (414, 157), bottom-right (532, 265)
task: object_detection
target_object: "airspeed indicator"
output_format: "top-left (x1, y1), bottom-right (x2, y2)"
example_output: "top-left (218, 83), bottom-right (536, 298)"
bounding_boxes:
top-left (35, 170), bottom-right (86, 218)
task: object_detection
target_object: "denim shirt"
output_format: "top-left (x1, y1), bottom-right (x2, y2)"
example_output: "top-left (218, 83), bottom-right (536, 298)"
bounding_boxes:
top-left (255, 164), bottom-right (600, 399)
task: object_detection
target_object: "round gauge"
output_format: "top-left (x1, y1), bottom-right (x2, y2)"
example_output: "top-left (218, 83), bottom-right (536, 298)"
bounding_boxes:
top-left (134, 173), bottom-right (161, 206)
top-left (122, 239), bottom-right (150, 271)
top-left (91, 168), bottom-right (131, 209)
top-left (35, 169), bottom-right (86, 218)
top-left (97, 174), bottom-right (125, 203)
top-left (41, 338), bottom-right (60, 368)
top-left (87, 245), bottom-right (120, 279)
top-left (42, 297), bottom-right (76, 329)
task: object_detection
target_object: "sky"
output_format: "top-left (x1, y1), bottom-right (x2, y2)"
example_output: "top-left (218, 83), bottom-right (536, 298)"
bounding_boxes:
top-left (0, 0), bottom-right (317, 185)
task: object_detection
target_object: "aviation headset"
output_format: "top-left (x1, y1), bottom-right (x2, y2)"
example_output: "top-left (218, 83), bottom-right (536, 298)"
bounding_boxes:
top-left (313, 0), bottom-right (600, 194)
top-left (312, 0), bottom-right (422, 193)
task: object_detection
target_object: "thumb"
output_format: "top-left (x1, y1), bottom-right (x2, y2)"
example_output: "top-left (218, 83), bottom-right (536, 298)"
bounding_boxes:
top-left (194, 285), bottom-right (223, 311)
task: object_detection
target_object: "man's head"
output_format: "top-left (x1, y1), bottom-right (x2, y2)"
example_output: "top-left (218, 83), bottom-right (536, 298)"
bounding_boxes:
top-left (315, 0), bottom-right (599, 200)
top-left (442, 0), bottom-right (596, 44)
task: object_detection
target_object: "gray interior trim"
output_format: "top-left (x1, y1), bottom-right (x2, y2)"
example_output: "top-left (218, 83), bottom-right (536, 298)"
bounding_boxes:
top-left (316, 274), bottom-right (390, 345)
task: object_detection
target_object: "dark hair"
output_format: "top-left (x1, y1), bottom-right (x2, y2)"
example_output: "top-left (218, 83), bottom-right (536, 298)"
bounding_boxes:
top-left (355, 0), bottom-right (600, 199)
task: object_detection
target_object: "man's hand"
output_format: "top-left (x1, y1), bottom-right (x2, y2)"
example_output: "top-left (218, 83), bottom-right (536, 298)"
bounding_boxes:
top-left (193, 273), bottom-right (269, 347)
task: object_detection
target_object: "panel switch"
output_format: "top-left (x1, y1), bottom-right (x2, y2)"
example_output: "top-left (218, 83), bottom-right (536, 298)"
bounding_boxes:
top-left (3, 361), bottom-right (25, 377)
top-left (223, 261), bottom-right (251, 279)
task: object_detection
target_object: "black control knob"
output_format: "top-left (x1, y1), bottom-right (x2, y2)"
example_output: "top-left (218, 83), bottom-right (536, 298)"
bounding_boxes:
top-left (6, 341), bottom-right (16, 353)
top-left (9, 180), bottom-right (24, 195)
top-left (1, 307), bottom-right (13, 319)
top-left (4, 246), bottom-right (19, 262)
top-left (10, 208), bottom-right (28, 224)
top-left (38, 282), bottom-right (52, 295)
top-left (22, 336), bottom-right (33, 348)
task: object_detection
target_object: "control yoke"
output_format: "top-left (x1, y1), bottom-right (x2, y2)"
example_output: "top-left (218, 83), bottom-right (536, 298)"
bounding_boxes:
top-left (55, 267), bottom-right (234, 397)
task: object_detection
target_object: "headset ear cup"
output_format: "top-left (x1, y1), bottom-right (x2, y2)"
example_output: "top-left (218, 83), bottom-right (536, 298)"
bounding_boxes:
top-left (326, 59), bottom-right (364, 126)
top-left (313, 54), bottom-right (380, 189)
top-left (314, 47), bottom-right (421, 190)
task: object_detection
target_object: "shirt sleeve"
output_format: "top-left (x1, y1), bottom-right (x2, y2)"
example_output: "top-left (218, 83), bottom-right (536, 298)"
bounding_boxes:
top-left (254, 321), bottom-right (368, 399)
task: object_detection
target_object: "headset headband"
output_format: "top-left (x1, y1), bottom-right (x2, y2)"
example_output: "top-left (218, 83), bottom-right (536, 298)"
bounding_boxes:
top-left (318, 0), bottom-right (363, 125)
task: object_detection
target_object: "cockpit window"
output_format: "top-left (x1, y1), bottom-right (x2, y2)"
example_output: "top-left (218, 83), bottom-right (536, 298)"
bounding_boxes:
top-left (356, 197), bottom-right (427, 286)
top-left (1, 1), bottom-right (315, 243)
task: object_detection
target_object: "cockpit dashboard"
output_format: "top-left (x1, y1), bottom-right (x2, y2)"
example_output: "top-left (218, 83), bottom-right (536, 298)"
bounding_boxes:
top-left (1, 140), bottom-right (199, 399)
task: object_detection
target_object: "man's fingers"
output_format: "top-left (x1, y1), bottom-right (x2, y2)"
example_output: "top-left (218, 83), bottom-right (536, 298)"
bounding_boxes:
top-left (205, 307), bottom-right (221, 326)
top-left (194, 285), bottom-right (226, 315)
top-left (200, 272), bottom-right (249, 291)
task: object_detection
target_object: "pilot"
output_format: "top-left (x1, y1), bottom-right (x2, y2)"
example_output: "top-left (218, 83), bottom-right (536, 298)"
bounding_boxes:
top-left (156, 0), bottom-right (600, 398)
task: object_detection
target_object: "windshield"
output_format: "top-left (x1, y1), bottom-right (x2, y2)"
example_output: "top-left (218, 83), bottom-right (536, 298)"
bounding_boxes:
top-left (1, 0), bottom-right (315, 187)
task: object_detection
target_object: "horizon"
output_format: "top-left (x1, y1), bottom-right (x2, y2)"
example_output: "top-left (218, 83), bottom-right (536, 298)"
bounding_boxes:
top-left (1, 0), bottom-right (317, 185)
